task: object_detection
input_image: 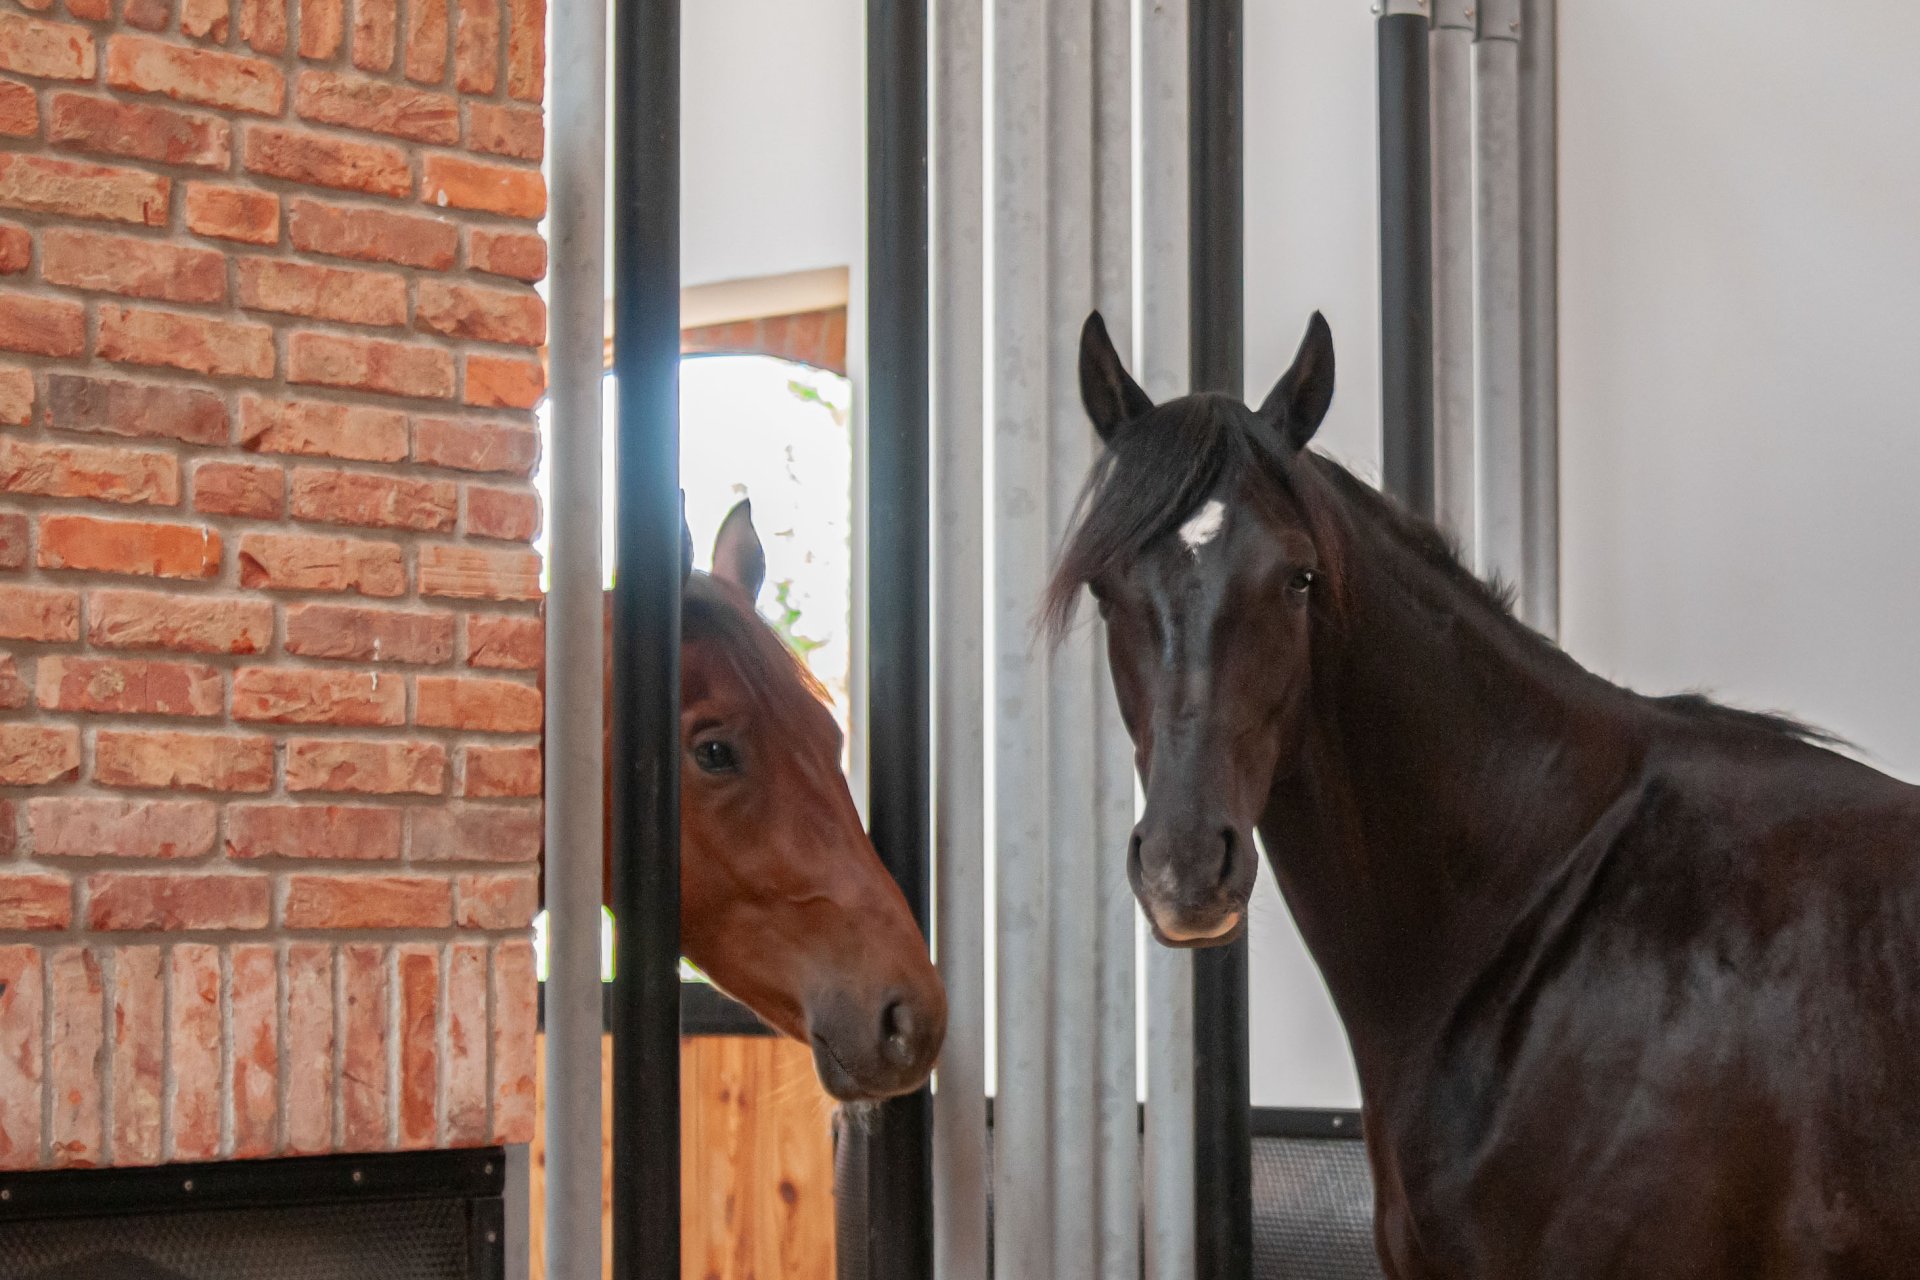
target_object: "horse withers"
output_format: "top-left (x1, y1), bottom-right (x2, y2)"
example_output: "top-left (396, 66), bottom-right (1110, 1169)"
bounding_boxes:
top-left (597, 502), bottom-right (945, 1102)
top-left (1051, 312), bottom-right (1920, 1276)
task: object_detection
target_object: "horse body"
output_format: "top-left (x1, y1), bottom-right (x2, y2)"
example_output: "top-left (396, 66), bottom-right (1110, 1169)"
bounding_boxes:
top-left (1057, 313), bottom-right (1920, 1275)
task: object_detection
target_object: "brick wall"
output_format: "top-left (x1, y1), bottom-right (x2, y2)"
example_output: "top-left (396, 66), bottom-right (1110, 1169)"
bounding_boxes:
top-left (0, 0), bottom-right (545, 1169)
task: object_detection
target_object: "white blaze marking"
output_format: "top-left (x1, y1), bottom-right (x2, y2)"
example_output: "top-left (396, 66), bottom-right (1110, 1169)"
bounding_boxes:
top-left (1178, 499), bottom-right (1227, 556)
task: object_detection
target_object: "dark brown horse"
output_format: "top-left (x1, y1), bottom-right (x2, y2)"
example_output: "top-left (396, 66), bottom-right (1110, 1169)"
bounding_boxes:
top-left (1050, 312), bottom-right (1920, 1276)
top-left (593, 502), bottom-right (945, 1101)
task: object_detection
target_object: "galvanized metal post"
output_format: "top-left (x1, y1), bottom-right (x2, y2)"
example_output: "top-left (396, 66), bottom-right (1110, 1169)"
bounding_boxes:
top-left (1430, 0), bottom-right (1476, 547)
top-left (1377, 0), bottom-right (1436, 519)
top-left (1518, 0), bottom-right (1559, 635)
top-left (544, 0), bottom-right (606, 1268)
top-left (1472, 0), bottom-right (1524, 586)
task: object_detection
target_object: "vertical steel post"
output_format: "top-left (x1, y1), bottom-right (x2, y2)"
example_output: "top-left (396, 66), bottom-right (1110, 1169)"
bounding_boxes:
top-left (1472, 0), bottom-right (1524, 585)
top-left (1518, 0), bottom-right (1559, 635)
top-left (1430, 0), bottom-right (1476, 546)
top-left (608, 0), bottom-right (680, 1276)
top-left (1377, 0), bottom-right (1436, 519)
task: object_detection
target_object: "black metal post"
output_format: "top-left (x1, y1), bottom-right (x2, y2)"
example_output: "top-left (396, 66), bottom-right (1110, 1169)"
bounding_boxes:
top-left (1190, 2), bottom-right (1252, 1278)
top-left (1377, 5), bottom-right (1436, 517)
top-left (856, 0), bottom-right (934, 1276)
top-left (609, 0), bottom-right (680, 1276)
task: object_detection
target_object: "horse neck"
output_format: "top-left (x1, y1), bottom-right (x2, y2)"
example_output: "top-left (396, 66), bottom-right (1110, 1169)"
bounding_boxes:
top-left (1261, 466), bottom-right (1643, 1084)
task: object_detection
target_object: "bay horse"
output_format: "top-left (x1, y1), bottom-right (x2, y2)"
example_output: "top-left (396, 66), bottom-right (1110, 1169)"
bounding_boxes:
top-left (1050, 312), bottom-right (1920, 1276)
top-left (593, 501), bottom-right (945, 1101)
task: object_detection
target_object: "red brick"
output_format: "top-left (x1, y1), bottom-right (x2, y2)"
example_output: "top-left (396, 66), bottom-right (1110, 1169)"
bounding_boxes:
top-left (239, 0), bottom-right (285, 54)
top-left (185, 181), bottom-right (278, 245)
top-left (47, 947), bottom-right (103, 1166)
top-left (466, 101), bottom-right (540, 161)
top-left (0, 800), bottom-right (16, 853)
top-left (232, 666), bottom-right (405, 726)
top-left (111, 946), bottom-right (163, 1165)
top-left (0, 12), bottom-right (95, 80)
top-left (417, 279), bottom-right (544, 347)
top-left (105, 33), bottom-right (284, 115)
top-left (193, 459), bottom-right (284, 518)
top-left (0, 152), bottom-right (168, 226)
top-left (243, 124), bottom-right (411, 198)
top-left (227, 802), bottom-right (402, 860)
top-left (461, 743), bottom-right (539, 797)
top-left (290, 467), bottom-right (455, 532)
top-left (453, 0), bottom-right (496, 93)
top-left (0, 514), bottom-right (30, 571)
top-left (36, 655), bottom-right (222, 716)
top-left (464, 484), bottom-right (539, 542)
top-left (286, 602), bottom-right (453, 664)
top-left (166, 942), bottom-right (218, 1159)
top-left (236, 529), bottom-right (405, 595)
top-left (98, 305), bottom-right (275, 380)
top-left (464, 612), bottom-right (540, 669)
top-left (492, 939), bottom-right (535, 1143)
top-left (295, 69), bottom-right (455, 144)
top-left (0, 947), bottom-right (43, 1168)
top-left (237, 256), bottom-right (406, 326)
top-left (340, 943), bottom-right (388, 1148)
top-left (239, 394), bottom-right (408, 462)
top-left (179, 0), bottom-right (228, 41)
top-left (89, 873), bottom-right (270, 931)
top-left (40, 228), bottom-right (222, 305)
top-left (414, 416), bottom-right (538, 475)
top-left (417, 673), bottom-right (539, 732)
top-left (0, 436), bottom-right (180, 506)
top-left (289, 196), bottom-right (456, 268)
top-left (286, 737), bottom-right (446, 795)
top-left (420, 544), bottom-right (539, 601)
top-left (0, 656), bottom-right (25, 709)
top-left (454, 872), bottom-right (535, 929)
top-left (89, 588), bottom-right (272, 654)
top-left (464, 354), bottom-right (544, 409)
top-left (30, 796), bottom-right (216, 859)
top-left (284, 942), bottom-right (333, 1154)
top-left (47, 92), bottom-right (229, 169)
top-left (403, 0), bottom-right (446, 83)
top-left (0, 583), bottom-right (77, 642)
top-left (94, 729), bottom-right (273, 791)
top-left (285, 873), bottom-right (451, 929)
top-left (0, 78), bottom-right (35, 138)
top-left (0, 723), bottom-right (81, 784)
top-left (299, 0), bottom-right (343, 59)
top-left (0, 293), bottom-right (85, 358)
top-left (0, 223), bottom-right (27, 273)
top-left (467, 227), bottom-right (545, 282)
top-left (122, 0), bottom-right (170, 29)
top-left (0, 873), bottom-right (70, 929)
top-left (410, 803), bottom-right (538, 862)
top-left (505, 0), bottom-right (540, 101)
top-left (291, 331), bottom-right (454, 401)
top-left (422, 153), bottom-right (543, 219)
top-left (351, 0), bottom-right (395, 72)
top-left (36, 514), bottom-right (222, 579)
top-left (444, 941), bottom-right (486, 1143)
top-left (230, 943), bottom-right (278, 1157)
top-left (0, 364), bottom-right (30, 424)
top-left (45, 373), bottom-right (229, 446)
top-left (65, 0), bottom-right (112, 20)
top-left (396, 943), bottom-right (437, 1148)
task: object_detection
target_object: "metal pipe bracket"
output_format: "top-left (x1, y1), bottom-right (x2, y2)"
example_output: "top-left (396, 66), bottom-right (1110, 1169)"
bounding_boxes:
top-left (1431, 0), bottom-right (1474, 31)
top-left (1376, 0), bottom-right (1429, 18)
top-left (1476, 0), bottom-right (1521, 40)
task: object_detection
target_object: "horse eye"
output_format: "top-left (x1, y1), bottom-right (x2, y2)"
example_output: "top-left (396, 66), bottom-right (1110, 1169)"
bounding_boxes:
top-left (1288, 569), bottom-right (1317, 596)
top-left (692, 739), bottom-right (739, 774)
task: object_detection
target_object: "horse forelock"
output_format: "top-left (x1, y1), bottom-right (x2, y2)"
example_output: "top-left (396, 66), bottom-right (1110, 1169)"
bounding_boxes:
top-left (683, 574), bottom-right (840, 753)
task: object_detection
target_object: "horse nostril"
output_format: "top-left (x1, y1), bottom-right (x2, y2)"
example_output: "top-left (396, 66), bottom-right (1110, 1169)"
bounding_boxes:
top-left (1128, 832), bottom-right (1144, 884)
top-left (881, 999), bottom-right (914, 1066)
top-left (1217, 828), bottom-right (1237, 889)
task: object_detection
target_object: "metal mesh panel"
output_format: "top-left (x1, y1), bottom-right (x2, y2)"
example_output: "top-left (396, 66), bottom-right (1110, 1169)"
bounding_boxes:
top-left (832, 1110), bottom-right (869, 1280)
top-left (1250, 1135), bottom-right (1385, 1280)
top-left (0, 1197), bottom-right (476, 1280)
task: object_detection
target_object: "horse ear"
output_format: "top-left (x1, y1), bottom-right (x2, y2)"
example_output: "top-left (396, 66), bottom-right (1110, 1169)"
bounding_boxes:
top-left (1079, 311), bottom-right (1154, 441)
top-left (1257, 311), bottom-right (1336, 450)
top-left (711, 499), bottom-right (766, 602)
top-left (680, 492), bottom-right (694, 588)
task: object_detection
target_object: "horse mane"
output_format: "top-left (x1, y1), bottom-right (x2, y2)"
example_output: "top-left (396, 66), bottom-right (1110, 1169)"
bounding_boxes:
top-left (1044, 391), bottom-right (1838, 751)
top-left (683, 574), bottom-right (837, 734)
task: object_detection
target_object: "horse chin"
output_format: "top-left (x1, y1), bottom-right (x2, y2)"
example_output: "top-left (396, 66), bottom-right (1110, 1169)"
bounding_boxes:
top-left (1146, 909), bottom-right (1246, 950)
top-left (807, 1034), bottom-right (925, 1103)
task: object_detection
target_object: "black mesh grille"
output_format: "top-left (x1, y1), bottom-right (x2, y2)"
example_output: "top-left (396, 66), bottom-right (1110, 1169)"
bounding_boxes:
top-left (0, 1196), bottom-right (479, 1280)
top-left (1250, 1134), bottom-right (1385, 1279)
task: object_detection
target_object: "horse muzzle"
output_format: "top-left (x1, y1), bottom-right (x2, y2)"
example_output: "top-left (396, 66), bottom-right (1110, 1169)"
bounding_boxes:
top-left (1129, 818), bottom-right (1256, 950)
top-left (805, 981), bottom-right (947, 1102)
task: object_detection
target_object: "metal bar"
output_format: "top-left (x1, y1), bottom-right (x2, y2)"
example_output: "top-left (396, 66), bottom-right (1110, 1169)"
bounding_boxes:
top-left (608, 0), bottom-right (680, 1274)
top-left (1377, 6), bottom-right (1436, 518)
top-left (861, 0), bottom-right (935, 1274)
top-left (1518, 0), bottom-right (1559, 635)
top-left (1472, 0), bottom-right (1524, 586)
top-left (930, 0), bottom-right (988, 1273)
top-left (1136, 2), bottom-right (1196, 1276)
top-left (543, 0), bottom-right (607, 1268)
top-left (1189, 3), bottom-right (1250, 1277)
top-left (1430, 2), bottom-right (1476, 548)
